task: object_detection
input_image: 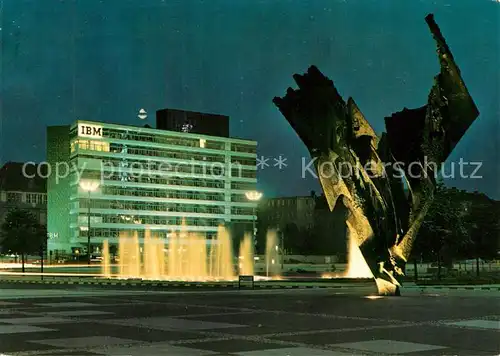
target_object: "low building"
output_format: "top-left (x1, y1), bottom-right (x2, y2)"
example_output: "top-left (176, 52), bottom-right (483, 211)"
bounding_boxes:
top-left (257, 192), bottom-right (347, 256)
top-left (0, 162), bottom-right (47, 226)
top-left (258, 194), bottom-right (316, 231)
top-left (312, 194), bottom-right (348, 261)
top-left (46, 119), bottom-right (257, 258)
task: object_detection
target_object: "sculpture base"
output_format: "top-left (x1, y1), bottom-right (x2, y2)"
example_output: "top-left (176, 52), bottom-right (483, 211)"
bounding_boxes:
top-left (375, 278), bottom-right (401, 296)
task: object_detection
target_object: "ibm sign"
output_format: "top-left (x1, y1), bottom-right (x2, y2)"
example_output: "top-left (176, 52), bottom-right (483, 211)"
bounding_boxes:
top-left (78, 123), bottom-right (103, 138)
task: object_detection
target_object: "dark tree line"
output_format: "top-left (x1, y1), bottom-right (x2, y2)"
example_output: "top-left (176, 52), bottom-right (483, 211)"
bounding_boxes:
top-left (0, 208), bottom-right (47, 272)
top-left (256, 185), bottom-right (498, 268)
top-left (256, 210), bottom-right (348, 258)
top-left (412, 183), bottom-right (500, 277)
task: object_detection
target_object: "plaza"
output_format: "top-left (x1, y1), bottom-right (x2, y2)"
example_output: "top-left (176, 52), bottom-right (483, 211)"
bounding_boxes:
top-left (1, 1), bottom-right (498, 355)
top-left (0, 282), bottom-right (498, 355)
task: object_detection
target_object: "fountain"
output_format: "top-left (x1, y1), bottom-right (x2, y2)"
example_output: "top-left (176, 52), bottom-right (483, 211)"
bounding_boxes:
top-left (102, 225), bottom-right (240, 281)
top-left (185, 232), bottom-right (208, 279)
top-left (143, 229), bottom-right (164, 279)
top-left (118, 231), bottom-right (141, 278)
top-left (100, 225), bottom-right (288, 281)
top-left (101, 239), bottom-right (111, 278)
top-left (209, 226), bottom-right (235, 280)
top-left (265, 229), bottom-right (281, 278)
top-left (238, 233), bottom-right (254, 276)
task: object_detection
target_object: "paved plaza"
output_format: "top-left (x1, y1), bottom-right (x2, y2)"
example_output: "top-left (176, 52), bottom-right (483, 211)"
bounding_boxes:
top-left (0, 283), bottom-right (498, 355)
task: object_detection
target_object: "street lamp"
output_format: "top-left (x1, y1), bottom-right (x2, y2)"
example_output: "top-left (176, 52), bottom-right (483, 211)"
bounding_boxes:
top-left (79, 180), bottom-right (100, 265)
top-left (245, 191), bottom-right (263, 250)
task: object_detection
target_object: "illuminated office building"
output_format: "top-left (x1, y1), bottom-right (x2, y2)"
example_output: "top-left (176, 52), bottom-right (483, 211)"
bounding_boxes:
top-left (46, 119), bottom-right (257, 257)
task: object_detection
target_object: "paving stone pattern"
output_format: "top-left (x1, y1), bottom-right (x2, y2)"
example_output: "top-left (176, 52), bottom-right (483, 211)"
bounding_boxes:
top-left (0, 286), bottom-right (498, 355)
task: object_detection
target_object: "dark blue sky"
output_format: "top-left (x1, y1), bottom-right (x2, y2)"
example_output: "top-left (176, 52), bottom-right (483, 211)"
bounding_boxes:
top-left (1, 0), bottom-right (498, 199)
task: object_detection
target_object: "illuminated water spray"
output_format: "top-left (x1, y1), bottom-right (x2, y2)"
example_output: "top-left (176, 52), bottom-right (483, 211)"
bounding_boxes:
top-left (101, 239), bottom-right (111, 278)
top-left (265, 229), bottom-right (281, 278)
top-left (238, 233), bottom-right (254, 275)
top-left (100, 224), bottom-right (282, 281)
top-left (102, 224), bottom-right (243, 281)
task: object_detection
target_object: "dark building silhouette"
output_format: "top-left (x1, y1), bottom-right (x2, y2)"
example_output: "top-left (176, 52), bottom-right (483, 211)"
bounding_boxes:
top-left (156, 108), bottom-right (229, 137)
top-left (257, 192), bottom-right (348, 257)
top-left (312, 193), bottom-right (348, 261)
top-left (0, 162), bottom-right (47, 226)
top-left (258, 195), bottom-right (316, 231)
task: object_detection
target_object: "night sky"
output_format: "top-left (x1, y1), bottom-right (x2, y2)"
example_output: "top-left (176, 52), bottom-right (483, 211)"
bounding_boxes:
top-left (1, 0), bottom-right (498, 199)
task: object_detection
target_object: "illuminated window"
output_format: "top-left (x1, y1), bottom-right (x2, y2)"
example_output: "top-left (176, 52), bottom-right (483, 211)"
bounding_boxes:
top-left (26, 193), bottom-right (37, 204)
top-left (6, 192), bottom-right (22, 203)
top-left (73, 139), bottom-right (110, 152)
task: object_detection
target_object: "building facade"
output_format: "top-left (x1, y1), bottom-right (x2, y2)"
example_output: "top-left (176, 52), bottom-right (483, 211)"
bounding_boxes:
top-left (0, 162), bottom-right (47, 226)
top-left (258, 195), bottom-right (316, 231)
top-left (156, 108), bottom-right (229, 137)
top-left (47, 120), bottom-right (257, 257)
top-left (257, 192), bottom-right (347, 256)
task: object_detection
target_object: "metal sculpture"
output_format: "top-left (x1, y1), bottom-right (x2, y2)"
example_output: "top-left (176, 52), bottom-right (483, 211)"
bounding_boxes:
top-left (273, 14), bottom-right (479, 295)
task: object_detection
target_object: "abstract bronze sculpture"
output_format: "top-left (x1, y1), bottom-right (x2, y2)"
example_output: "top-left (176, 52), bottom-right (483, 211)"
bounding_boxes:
top-left (273, 14), bottom-right (479, 295)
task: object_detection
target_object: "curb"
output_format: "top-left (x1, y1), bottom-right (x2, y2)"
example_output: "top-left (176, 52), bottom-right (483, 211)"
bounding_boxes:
top-left (410, 285), bottom-right (500, 291)
top-left (0, 279), bottom-right (336, 290)
top-left (3, 279), bottom-right (497, 291)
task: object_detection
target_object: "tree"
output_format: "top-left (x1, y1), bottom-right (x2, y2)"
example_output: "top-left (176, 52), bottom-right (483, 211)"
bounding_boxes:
top-left (0, 209), bottom-right (47, 272)
top-left (463, 194), bottom-right (500, 275)
top-left (283, 223), bottom-right (300, 254)
top-left (415, 183), bottom-right (469, 279)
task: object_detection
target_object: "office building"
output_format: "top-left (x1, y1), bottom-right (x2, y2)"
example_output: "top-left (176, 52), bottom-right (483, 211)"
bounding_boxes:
top-left (0, 162), bottom-right (47, 226)
top-left (47, 119), bottom-right (257, 258)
